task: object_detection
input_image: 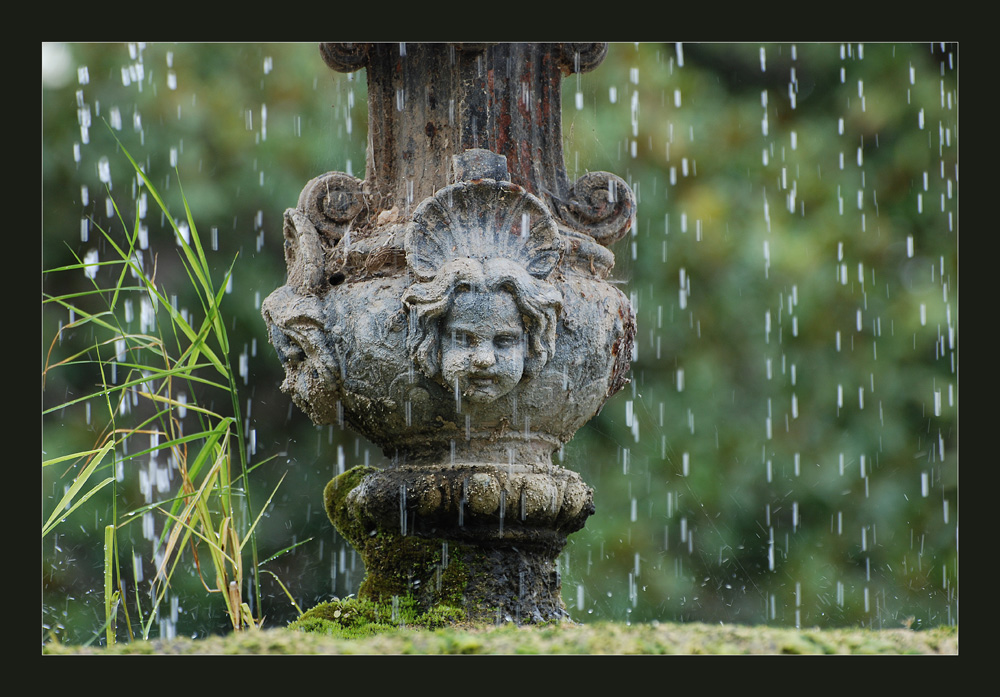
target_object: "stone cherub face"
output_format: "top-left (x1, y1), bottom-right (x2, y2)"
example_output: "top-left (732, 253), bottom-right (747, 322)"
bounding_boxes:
top-left (403, 257), bottom-right (560, 406)
top-left (402, 174), bottom-right (564, 408)
top-left (441, 288), bottom-right (526, 403)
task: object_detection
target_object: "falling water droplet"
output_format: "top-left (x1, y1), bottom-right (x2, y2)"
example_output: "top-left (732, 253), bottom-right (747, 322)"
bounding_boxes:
top-left (83, 248), bottom-right (99, 279)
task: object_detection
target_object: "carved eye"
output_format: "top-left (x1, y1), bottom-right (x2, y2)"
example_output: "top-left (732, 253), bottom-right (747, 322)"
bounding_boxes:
top-left (494, 334), bottom-right (518, 349)
top-left (285, 338), bottom-right (306, 364)
top-left (272, 327), bottom-right (306, 366)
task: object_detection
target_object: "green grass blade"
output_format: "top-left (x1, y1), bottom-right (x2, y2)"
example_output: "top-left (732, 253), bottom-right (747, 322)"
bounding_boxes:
top-left (104, 525), bottom-right (119, 646)
top-left (42, 439), bottom-right (116, 537)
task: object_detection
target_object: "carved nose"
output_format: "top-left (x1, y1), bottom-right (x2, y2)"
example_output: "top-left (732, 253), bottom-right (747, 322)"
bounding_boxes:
top-left (471, 347), bottom-right (495, 368)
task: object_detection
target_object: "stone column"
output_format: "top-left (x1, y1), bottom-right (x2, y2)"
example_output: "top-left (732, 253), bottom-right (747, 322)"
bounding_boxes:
top-left (263, 42), bottom-right (635, 623)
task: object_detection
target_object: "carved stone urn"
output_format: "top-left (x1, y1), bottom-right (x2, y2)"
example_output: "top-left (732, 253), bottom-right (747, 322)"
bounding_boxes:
top-left (262, 43), bottom-right (635, 623)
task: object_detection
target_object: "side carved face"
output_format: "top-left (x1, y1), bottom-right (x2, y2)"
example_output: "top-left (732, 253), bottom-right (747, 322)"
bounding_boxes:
top-left (440, 289), bottom-right (526, 403)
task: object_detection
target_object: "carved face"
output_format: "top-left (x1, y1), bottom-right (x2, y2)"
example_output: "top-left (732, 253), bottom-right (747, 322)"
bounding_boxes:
top-left (440, 290), bottom-right (526, 403)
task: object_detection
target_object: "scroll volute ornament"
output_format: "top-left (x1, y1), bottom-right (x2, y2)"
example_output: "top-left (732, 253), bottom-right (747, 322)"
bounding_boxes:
top-left (280, 172), bottom-right (366, 295)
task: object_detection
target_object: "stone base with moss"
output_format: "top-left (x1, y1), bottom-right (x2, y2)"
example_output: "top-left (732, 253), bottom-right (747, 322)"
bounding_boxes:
top-left (322, 465), bottom-right (586, 624)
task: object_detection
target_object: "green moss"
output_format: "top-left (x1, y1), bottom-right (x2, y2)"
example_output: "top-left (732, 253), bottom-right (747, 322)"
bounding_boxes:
top-left (288, 595), bottom-right (469, 638)
top-left (357, 531), bottom-right (476, 607)
top-left (323, 465), bottom-right (378, 548)
top-left (778, 635), bottom-right (819, 654)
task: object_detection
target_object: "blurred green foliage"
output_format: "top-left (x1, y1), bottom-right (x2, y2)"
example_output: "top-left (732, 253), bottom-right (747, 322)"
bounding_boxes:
top-left (42, 42), bottom-right (956, 643)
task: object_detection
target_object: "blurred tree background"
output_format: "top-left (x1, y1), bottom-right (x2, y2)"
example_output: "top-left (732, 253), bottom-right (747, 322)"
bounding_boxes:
top-left (42, 42), bottom-right (957, 643)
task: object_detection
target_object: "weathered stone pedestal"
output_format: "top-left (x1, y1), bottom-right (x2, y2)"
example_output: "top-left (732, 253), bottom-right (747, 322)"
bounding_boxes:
top-left (263, 43), bottom-right (635, 623)
top-left (325, 463), bottom-right (593, 622)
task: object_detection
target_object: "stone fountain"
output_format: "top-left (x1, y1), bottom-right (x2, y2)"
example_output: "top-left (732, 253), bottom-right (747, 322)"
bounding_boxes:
top-left (262, 42), bottom-right (635, 623)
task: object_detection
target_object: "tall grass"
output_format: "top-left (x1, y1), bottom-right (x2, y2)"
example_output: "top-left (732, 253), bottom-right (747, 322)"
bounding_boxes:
top-left (42, 135), bottom-right (298, 644)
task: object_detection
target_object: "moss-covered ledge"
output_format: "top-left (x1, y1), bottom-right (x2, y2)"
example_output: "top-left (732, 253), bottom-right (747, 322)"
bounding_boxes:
top-left (43, 621), bottom-right (957, 655)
